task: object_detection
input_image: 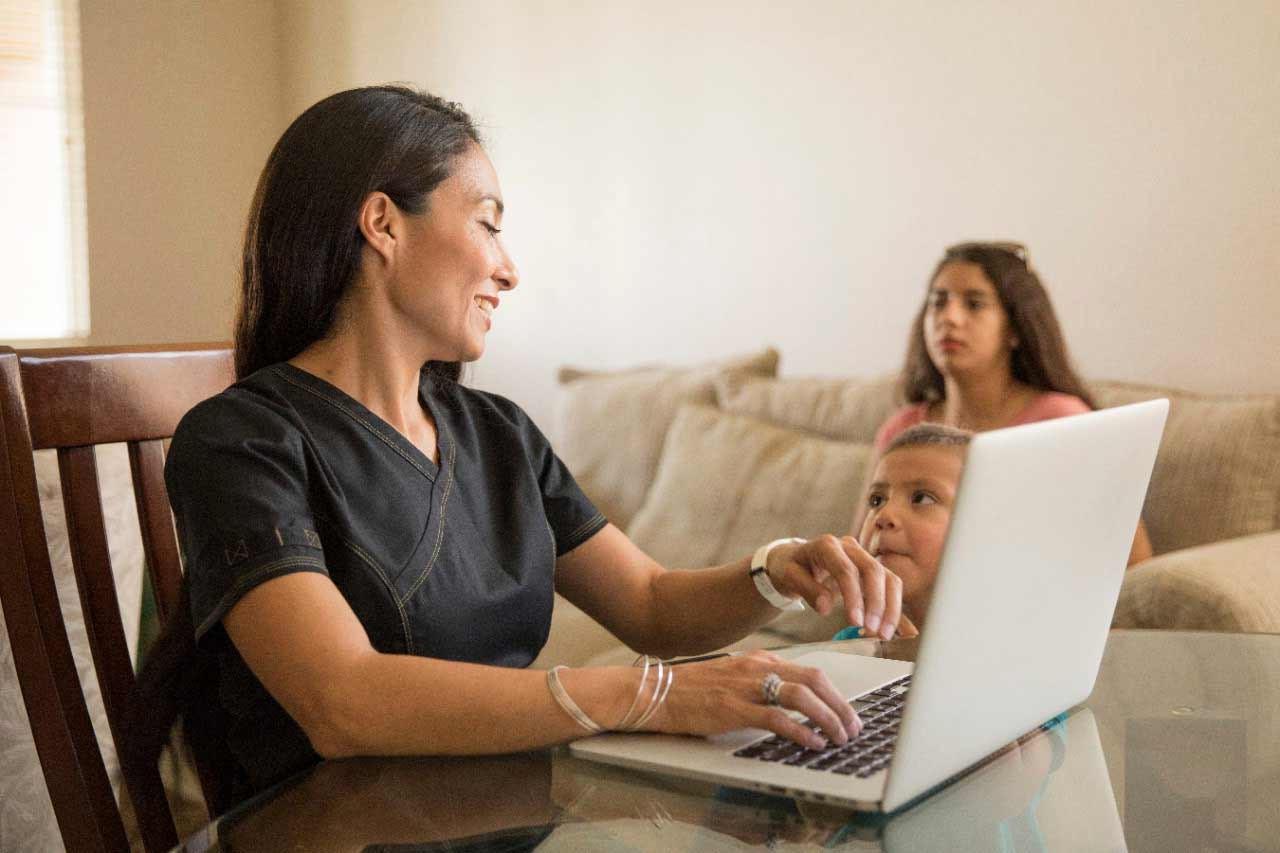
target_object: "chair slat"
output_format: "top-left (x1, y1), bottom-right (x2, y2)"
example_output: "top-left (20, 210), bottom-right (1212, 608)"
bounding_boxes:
top-left (0, 344), bottom-right (234, 852)
top-left (128, 439), bottom-right (184, 624)
top-left (59, 446), bottom-right (179, 852)
top-left (0, 352), bottom-right (130, 852)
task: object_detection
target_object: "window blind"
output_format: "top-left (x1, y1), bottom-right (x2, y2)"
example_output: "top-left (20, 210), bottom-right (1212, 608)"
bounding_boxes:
top-left (0, 0), bottom-right (88, 340)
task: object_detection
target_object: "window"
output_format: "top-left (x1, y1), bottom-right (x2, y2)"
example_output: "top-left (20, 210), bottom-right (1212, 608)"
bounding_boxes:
top-left (0, 0), bottom-right (88, 340)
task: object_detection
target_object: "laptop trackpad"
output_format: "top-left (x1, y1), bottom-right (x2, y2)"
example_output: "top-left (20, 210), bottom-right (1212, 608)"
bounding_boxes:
top-left (785, 650), bottom-right (914, 699)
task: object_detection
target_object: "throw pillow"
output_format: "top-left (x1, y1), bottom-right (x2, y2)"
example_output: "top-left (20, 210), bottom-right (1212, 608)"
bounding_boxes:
top-left (626, 404), bottom-right (872, 642)
top-left (554, 348), bottom-right (779, 529)
top-left (714, 373), bottom-right (900, 444)
top-left (1092, 381), bottom-right (1280, 554)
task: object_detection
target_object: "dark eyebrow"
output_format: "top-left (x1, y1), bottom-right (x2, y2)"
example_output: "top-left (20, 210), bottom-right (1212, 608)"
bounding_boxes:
top-left (929, 287), bottom-right (989, 298)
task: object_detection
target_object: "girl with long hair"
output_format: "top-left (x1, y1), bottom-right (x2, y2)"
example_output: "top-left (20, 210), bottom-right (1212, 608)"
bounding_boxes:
top-left (857, 242), bottom-right (1152, 566)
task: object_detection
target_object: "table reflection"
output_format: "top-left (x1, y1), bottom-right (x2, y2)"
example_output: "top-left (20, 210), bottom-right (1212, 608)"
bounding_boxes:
top-left (183, 632), bottom-right (1280, 852)
top-left (194, 707), bottom-right (1124, 852)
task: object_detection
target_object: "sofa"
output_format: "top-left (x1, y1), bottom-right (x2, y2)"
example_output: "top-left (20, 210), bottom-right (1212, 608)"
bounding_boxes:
top-left (6, 349), bottom-right (1276, 848)
top-left (532, 348), bottom-right (1280, 670)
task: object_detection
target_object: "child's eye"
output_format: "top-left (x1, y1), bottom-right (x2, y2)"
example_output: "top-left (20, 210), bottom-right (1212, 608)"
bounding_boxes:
top-left (927, 292), bottom-right (948, 310)
top-left (966, 297), bottom-right (986, 310)
top-left (867, 493), bottom-right (885, 509)
top-left (911, 491), bottom-right (938, 506)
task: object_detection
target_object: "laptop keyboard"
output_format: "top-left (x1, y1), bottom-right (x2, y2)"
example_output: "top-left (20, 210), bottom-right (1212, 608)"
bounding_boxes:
top-left (732, 674), bottom-right (911, 778)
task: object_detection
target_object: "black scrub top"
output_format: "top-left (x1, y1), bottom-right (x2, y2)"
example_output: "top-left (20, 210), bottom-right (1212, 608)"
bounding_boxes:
top-left (165, 363), bottom-right (606, 801)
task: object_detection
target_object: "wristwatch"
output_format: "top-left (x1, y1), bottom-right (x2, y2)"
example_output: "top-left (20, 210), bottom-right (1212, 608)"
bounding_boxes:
top-left (750, 538), bottom-right (806, 611)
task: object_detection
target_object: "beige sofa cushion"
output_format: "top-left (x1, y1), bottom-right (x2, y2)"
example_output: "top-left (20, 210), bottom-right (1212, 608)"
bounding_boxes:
top-left (1113, 530), bottom-right (1280, 633)
top-left (554, 348), bottom-right (779, 529)
top-left (626, 404), bottom-right (872, 642)
top-left (1092, 382), bottom-right (1280, 554)
top-left (715, 373), bottom-right (899, 444)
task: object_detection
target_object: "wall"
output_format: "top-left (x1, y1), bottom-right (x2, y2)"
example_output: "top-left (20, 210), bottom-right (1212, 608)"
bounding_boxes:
top-left (278, 0), bottom-right (1280, 435)
top-left (78, 0), bottom-right (286, 345)
top-left (64, 1), bottom-right (1280, 435)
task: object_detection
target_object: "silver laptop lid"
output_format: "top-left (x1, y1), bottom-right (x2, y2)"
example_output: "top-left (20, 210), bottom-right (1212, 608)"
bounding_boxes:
top-left (883, 399), bottom-right (1167, 811)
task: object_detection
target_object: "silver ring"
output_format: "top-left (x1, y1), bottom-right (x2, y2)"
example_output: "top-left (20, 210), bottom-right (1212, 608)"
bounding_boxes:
top-left (761, 672), bottom-right (784, 706)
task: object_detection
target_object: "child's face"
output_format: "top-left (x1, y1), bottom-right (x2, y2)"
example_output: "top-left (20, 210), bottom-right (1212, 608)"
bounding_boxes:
top-left (923, 261), bottom-right (1015, 380)
top-left (858, 445), bottom-right (963, 622)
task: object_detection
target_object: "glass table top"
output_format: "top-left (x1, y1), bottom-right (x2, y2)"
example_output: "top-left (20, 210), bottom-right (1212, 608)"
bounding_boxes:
top-left (179, 630), bottom-right (1280, 852)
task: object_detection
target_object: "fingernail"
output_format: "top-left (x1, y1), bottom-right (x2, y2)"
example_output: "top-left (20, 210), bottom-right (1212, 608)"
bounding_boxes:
top-left (880, 623), bottom-right (895, 641)
top-left (852, 608), bottom-right (864, 626)
top-left (810, 735), bottom-right (828, 750)
top-left (865, 613), bottom-right (881, 633)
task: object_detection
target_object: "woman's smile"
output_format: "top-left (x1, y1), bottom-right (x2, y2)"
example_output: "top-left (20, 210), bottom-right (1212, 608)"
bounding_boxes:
top-left (474, 294), bottom-right (498, 330)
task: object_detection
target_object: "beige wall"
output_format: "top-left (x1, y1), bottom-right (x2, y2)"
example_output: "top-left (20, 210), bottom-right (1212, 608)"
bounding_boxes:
top-left (79, 0), bottom-right (286, 346)
top-left (276, 0), bottom-right (1280, 433)
top-left (79, 1), bottom-right (1280, 433)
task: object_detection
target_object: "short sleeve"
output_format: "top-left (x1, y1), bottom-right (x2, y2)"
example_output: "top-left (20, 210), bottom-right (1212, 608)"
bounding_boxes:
top-left (166, 393), bottom-right (328, 639)
top-left (504, 400), bottom-right (606, 556)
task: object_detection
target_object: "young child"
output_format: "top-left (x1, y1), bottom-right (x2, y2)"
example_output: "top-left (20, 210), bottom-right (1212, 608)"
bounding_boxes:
top-left (835, 423), bottom-right (971, 640)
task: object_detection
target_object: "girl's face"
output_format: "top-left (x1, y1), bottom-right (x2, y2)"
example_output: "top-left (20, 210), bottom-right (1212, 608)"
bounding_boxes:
top-left (858, 445), bottom-right (963, 622)
top-left (387, 145), bottom-right (520, 363)
top-left (923, 261), bottom-right (1016, 381)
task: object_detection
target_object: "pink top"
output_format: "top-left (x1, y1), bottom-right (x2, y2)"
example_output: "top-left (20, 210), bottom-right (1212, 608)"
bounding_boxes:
top-left (874, 392), bottom-right (1091, 452)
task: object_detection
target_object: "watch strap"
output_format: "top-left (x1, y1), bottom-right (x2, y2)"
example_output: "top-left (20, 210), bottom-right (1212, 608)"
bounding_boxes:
top-left (750, 537), bottom-right (806, 611)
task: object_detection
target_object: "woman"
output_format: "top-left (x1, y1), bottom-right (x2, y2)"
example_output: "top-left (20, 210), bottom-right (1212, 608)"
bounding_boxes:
top-left (137, 86), bottom-right (909, 807)
top-left (855, 242), bottom-right (1152, 565)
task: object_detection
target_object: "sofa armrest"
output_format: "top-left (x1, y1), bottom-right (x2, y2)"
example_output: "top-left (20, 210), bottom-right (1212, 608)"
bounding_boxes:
top-left (532, 595), bottom-right (630, 669)
top-left (1113, 530), bottom-right (1280, 633)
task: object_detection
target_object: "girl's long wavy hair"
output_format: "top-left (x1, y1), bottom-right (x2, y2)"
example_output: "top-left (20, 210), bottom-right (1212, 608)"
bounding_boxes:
top-left (898, 244), bottom-right (1095, 409)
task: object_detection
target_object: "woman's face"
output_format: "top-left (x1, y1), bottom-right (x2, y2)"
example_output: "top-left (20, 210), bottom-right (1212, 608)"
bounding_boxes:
top-left (387, 144), bottom-right (519, 363)
top-left (923, 261), bottom-right (1015, 381)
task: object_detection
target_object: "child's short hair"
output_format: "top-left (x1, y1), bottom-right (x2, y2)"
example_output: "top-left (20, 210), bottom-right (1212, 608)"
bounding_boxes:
top-left (884, 423), bottom-right (972, 455)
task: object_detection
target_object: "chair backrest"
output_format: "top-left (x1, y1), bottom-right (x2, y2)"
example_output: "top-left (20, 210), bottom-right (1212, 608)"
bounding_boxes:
top-left (0, 343), bottom-right (235, 853)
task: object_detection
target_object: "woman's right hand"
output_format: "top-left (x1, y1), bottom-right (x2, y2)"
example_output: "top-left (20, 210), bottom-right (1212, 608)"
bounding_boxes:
top-left (641, 650), bottom-right (861, 751)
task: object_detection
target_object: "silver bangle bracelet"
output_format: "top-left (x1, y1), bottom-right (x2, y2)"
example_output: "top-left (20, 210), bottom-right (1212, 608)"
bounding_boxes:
top-left (547, 665), bottom-right (604, 734)
top-left (631, 662), bottom-right (674, 731)
top-left (616, 654), bottom-right (654, 731)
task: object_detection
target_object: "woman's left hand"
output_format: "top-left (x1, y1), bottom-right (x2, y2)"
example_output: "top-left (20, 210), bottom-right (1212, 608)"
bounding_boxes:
top-left (766, 535), bottom-right (913, 640)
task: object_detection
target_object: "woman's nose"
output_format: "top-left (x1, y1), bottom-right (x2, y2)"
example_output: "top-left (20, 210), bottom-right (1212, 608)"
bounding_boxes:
top-left (495, 248), bottom-right (520, 291)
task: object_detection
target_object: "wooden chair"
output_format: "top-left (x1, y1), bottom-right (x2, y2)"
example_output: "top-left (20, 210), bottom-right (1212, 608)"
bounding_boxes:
top-left (0, 343), bottom-right (235, 852)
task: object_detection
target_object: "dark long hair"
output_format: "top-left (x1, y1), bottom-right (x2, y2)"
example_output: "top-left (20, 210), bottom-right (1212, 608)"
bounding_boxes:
top-left (899, 244), bottom-right (1095, 408)
top-left (235, 84), bottom-right (481, 381)
top-left (130, 85), bottom-right (481, 808)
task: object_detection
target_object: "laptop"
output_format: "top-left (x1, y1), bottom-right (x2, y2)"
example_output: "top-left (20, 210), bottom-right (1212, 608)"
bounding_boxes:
top-left (571, 399), bottom-right (1167, 814)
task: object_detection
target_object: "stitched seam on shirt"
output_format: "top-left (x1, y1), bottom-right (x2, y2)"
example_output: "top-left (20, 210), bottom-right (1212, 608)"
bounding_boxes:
top-left (197, 554), bottom-right (327, 638)
top-left (546, 520), bottom-right (559, 574)
top-left (333, 529), bottom-right (416, 655)
top-left (272, 367), bottom-right (436, 482)
top-left (401, 430), bottom-right (458, 603)
top-left (564, 512), bottom-right (607, 549)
